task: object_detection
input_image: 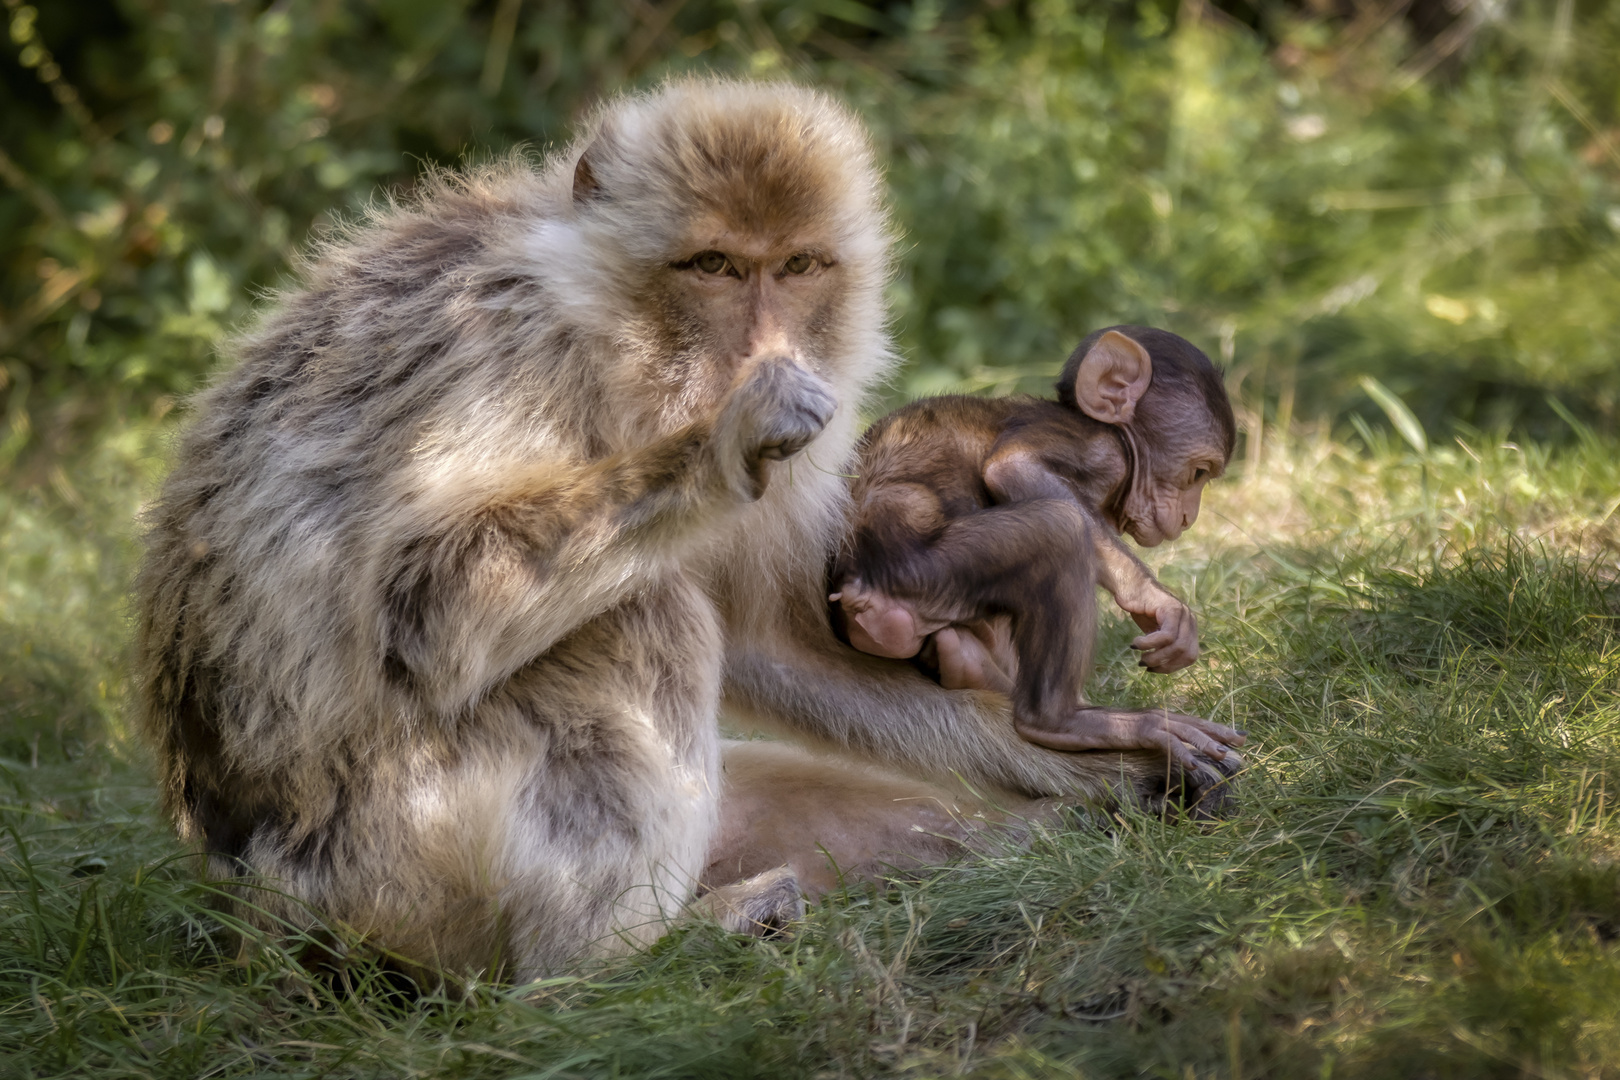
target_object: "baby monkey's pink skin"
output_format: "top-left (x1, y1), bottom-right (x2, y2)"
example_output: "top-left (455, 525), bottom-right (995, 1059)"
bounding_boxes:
top-left (829, 578), bottom-right (943, 659)
top-left (830, 327), bottom-right (1245, 775)
top-left (831, 578), bottom-right (1018, 693)
top-left (927, 620), bottom-right (1018, 696)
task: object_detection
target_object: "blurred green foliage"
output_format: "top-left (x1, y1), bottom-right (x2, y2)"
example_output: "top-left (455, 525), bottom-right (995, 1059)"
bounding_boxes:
top-left (1, 0), bottom-right (1617, 467)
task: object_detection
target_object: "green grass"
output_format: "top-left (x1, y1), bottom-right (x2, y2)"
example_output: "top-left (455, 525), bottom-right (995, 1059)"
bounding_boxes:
top-left (4, 421), bottom-right (1620, 1078)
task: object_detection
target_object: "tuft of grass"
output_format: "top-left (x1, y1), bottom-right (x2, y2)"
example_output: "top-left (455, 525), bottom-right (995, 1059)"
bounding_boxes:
top-left (4, 423), bottom-right (1620, 1078)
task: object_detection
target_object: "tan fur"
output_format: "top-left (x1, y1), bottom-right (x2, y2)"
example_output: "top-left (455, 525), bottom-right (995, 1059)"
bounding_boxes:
top-left (134, 79), bottom-right (889, 979)
top-left (705, 741), bottom-right (1049, 896)
top-left (134, 78), bottom-right (1230, 983)
top-left (692, 866), bottom-right (805, 935)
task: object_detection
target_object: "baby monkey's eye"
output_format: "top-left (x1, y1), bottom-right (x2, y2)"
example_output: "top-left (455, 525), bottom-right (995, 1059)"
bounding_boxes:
top-left (692, 251), bottom-right (731, 275)
top-left (783, 253), bottom-right (815, 275)
top-left (1193, 468), bottom-right (1210, 483)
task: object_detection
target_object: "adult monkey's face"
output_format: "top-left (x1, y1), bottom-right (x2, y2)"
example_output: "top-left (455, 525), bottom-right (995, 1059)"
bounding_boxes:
top-left (565, 84), bottom-right (884, 430)
top-left (665, 225), bottom-right (844, 386)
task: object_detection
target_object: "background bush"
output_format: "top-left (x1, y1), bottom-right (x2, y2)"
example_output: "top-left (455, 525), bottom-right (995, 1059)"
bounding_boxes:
top-left (2, 0), bottom-right (1618, 473)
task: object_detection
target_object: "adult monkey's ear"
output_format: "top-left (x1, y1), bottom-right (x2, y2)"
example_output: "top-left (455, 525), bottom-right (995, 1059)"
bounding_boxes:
top-left (1072, 330), bottom-right (1152, 425)
top-left (572, 137), bottom-right (604, 204)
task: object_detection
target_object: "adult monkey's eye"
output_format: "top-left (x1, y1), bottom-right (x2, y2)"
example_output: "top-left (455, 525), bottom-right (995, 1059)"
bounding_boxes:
top-left (1193, 468), bottom-right (1210, 483)
top-left (693, 251), bottom-right (730, 275)
top-left (784, 253), bottom-right (815, 275)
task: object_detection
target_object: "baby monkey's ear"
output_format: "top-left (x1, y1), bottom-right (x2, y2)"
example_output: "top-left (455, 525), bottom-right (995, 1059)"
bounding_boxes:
top-left (1072, 330), bottom-right (1152, 425)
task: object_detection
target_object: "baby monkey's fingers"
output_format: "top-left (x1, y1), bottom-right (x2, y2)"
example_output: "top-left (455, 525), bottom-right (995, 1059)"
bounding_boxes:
top-left (1134, 640), bottom-right (1197, 673)
top-left (1130, 603), bottom-right (1199, 673)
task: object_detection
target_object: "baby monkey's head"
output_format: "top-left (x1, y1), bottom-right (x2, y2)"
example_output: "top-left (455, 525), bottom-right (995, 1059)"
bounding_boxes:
top-left (1056, 326), bottom-right (1236, 547)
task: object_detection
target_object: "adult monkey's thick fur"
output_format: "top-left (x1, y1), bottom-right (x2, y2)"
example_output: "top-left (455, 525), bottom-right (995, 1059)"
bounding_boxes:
top-left (135, 80), bottom-right (1227, 980)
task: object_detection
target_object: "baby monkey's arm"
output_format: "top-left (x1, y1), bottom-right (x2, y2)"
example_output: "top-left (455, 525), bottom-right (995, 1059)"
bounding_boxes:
top-left (981, 449), bottom-right (1199, 674)
top-left (1091, 535), bottom-right (1199, 674)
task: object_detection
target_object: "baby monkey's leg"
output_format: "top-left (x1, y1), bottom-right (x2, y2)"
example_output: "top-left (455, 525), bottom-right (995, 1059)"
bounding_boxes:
top-left (983, 447), bottom-right (1202, 673)
top-left (1001, 517), bottom-right (1243, 771)
top-left (853, 495), bottom-right (1099, 718)
top-left (834, 575), bottom-right (1019, 695)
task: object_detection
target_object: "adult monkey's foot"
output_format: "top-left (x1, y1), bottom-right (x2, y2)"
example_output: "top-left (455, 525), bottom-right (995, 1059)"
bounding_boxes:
top-left (1131, 746), bottom-right (1244, 820)
top-left (693, 866), bottom-right (805, 937)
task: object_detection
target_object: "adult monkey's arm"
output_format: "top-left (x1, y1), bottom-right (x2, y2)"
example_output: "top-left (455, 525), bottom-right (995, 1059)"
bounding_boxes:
top-left (382, 358), bottom-right (835, 716)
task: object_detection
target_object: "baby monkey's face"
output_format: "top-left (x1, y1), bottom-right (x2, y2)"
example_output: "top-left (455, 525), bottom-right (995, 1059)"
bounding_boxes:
top-left (1117, 388), bottom-right (1229, 548)
top-left (1056, 325), bottom-right (1235, 548)
top-left (1126, 459), bottom-right (1219, 547)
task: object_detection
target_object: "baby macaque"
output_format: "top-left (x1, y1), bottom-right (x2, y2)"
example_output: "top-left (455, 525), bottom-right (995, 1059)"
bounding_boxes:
top-left (830, 326), bottom-right (1246, 771)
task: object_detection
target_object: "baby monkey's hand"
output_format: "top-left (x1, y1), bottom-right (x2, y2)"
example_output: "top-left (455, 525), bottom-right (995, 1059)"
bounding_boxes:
top-left (1124, 594), bottom-right (1199, 673)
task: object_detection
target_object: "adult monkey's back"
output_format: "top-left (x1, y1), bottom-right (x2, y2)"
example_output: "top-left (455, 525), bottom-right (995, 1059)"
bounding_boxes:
top-left (135, 79), bottom-right (1227, 980)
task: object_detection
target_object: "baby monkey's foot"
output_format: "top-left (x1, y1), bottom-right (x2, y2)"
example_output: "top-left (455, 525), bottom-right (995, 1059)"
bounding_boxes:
top-left (928, 619), bottom-right (1018, 695)
top-left (1014, 707), bottom-right (1246, 775)
top-left (830, 578), bottom-right (933, 659)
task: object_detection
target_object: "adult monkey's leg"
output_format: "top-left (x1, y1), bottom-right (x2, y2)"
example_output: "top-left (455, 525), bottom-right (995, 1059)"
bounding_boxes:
top-left (703, 740), bottom-right (1054, 897)
top-left (257, 576), bottom-right (730, 982)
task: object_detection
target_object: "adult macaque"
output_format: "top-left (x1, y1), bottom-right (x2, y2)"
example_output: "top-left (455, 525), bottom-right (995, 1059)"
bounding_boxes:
top-left (828, 327), bottom-right (1244, 773)
top-left (135, 81), bottom-right (1240, 983)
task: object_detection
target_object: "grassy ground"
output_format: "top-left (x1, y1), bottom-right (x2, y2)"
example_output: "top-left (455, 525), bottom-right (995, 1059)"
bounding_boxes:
top-left (3, 418), bottom-right (1619, 1079)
